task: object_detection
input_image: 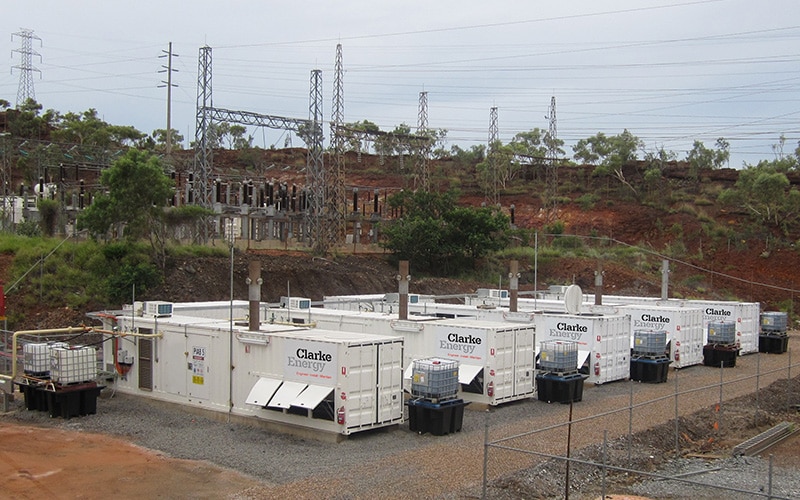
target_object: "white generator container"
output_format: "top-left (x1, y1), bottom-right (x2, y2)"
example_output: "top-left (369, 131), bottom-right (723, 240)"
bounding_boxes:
top-left (563, 295), bottom-right (761, 356)
top-left (238, 328), bottom-right (404, 436)
top-left (658, 299), bottom-right (760, 355)
top-left (98, 309), bottom-right (405, 437)
top-left (270, 305), bottom-right (535, 406)
top-left (615, 304), bottom-right (705, 369)
top-left (533, 312), bottom-right (630, 385)
top-left (50, 346), bottom-right (97, 384)
top-left (408, 301), bottom-right (535, 324)
top-left (322, 293), bottom-right (426, 313)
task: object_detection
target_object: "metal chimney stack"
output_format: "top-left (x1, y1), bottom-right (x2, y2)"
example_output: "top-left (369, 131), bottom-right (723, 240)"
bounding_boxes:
top-left (248, 260), bottom-right (262, 331)
top-left (509, 260), bottom-right (519, 312)
top-left (397, 261), bottom-right (410, 320)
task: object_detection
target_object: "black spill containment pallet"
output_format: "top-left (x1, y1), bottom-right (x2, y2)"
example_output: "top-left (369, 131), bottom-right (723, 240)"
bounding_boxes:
top-left (17, 381), bottom-right (103, 419)
top-left (703, 344), bottom-right (740, 368)
top-left (407, 398), bottom-right (467, 436)
top-left (758, 334), bottom-right (788, 354)
top-left (630, 356), bottom-right (670, 383)
top-left (536, 372), bottom-right (587, 404)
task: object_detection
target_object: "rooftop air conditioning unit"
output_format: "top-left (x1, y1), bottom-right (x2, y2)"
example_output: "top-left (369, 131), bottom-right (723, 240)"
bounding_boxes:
top-left (280, 297), bottom-right (311, 310)
top-left (144, 301), bottom-right (173, 318)
top-left (477, 288), bottom-right (508, 299)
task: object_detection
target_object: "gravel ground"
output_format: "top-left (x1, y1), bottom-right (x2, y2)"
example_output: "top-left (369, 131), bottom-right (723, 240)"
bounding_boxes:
top-left (4, 334), bottom-right (800, 499)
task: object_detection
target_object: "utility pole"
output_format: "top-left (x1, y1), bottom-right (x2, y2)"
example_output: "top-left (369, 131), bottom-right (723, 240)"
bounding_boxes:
top-left (159, 42), bottom-right (179, 156)
top-left (12, 29), bottom-right (42, 107)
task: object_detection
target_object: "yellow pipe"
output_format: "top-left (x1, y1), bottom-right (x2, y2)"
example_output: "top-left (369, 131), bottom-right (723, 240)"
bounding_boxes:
top-left (0, 326), bottom-right (164, 386)
top-left (0, 326), bottom-right (92, 385)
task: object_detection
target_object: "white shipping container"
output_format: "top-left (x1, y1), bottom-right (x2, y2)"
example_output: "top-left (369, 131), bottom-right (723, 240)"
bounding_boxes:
top-left (238, 329), bottom-right (404, 435)
top-left (50, 346), bottom-right (97, 384)
top-left (533, 313), bottom-right (630, 385)
top-left (616, 305), bottom-right (705, 369)
top-left (565, 295), bottom-right (761, 356)
top-left (98, 309), bottom-right (405, 437)
top-left (271, 305), bottom-right (535, 406)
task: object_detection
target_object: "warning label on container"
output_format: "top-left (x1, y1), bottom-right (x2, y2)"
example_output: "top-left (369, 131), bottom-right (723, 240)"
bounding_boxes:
top-left (191, 345), bottom-right (205, 385)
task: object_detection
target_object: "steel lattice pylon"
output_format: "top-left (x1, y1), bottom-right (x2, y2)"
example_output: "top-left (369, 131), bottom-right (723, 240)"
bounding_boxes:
top-left (329, 43), bottom-right (346, 243)
top-left (415, 91), bottom-right (430, 192)
top-left (306, 69), bottom-right (327, 253)
top-left (545, 96), bottom-right (558, 222)
top-left (193, 45), bottom-right (213, 209)
top-left (488, 106), bottom-right (499, 204)
top-left (12, 29), bottom-right (42, 107)
top-left (193, 47), bottom-right (329, 249)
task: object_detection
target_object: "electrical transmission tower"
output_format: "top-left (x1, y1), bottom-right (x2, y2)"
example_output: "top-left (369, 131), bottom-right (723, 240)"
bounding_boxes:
top-left (329, 43), bottom-right (346, 243)
top-left (11, 29), bottom-right (42, 107)
top-left (488, 106), bottom-right (499, 204)
top-left (415, 91), bottom-right (430, 191)
top-left (306, 69), bottom-right (327, 253)
top-left (545, 96), bottom-right (558, 222)
top-left (159, 42), bottom-right (179, 156)
top-left (193, 45), bottom-right (213, 209)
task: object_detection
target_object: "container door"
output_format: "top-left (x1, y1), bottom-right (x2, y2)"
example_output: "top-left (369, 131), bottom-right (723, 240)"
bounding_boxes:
top-left (514, 328), bottom-right (534, 397)
top-left (187, 337), bottom-right (211, 400)
top-left (376, 341), bottom-right (403, 423)
top-left (343, 343), bottom-right (377, 428)
top-left (493, 329), bottom-right (514, 401)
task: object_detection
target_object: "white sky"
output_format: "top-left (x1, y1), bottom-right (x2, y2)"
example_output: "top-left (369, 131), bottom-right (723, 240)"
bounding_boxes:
top-left (2, 0), bottom-right (799, 168)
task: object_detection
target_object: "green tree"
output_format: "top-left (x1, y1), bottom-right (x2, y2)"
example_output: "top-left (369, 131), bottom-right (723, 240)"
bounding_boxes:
top-left (37, 198), bottom-right (59, 237)
top-left (380, 190), bottom-right (510, 273)
top-left (77, 149), bottom-right (174, 267)
top-left (151, 128), bottom-right (185, 151)
top-left (718, 164), bottom-right (800, 232)
top-left (686, 138), bottom-right (730, 173)
top-left (5, 99), bottom-right (56, 139)
top-left (51, 108), bottom-right (143, 147)
top-left (574, 130), bottom-right (643, 194)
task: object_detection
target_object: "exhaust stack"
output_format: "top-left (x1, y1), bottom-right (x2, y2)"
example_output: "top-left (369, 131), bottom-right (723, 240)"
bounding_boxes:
top-left (397, 260), bottom-right (410, 320)
top-left (509, 260), bottom-right (519, 312)
top-left (249, 260), bottom-right (262, 331)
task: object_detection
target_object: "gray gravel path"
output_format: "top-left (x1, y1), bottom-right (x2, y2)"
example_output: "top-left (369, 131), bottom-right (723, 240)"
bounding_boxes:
top-left (3, 334), bottom-right (800, 498)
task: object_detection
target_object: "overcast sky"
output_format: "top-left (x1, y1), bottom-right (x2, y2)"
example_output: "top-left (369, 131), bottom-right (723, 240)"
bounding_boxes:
top-left (2, 0), bottom-right (799, 168)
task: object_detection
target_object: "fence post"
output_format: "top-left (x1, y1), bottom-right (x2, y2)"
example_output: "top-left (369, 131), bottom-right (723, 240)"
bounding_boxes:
top-left (482, 409), bottom-right (489, 500)
top-left (674, 364), bottom-right (680, 457)
top-left (628, 380), bottom-right (634, 465)
top-left (755, 352), bottom-right (761, 429)
top-left (717, 360), bottom-right (723, 439)
top-left (787, 348), bottom-right (792, 412)
top-left (602, 430), bottom-right (608, 499)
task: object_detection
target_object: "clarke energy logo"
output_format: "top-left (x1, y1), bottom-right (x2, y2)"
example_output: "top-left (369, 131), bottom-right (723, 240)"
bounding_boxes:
top-left (633, 313), bottom-right (671, 331)
top-left (436, 328), bottom-right (486, 361)
top-left (285, 339), bottom-right (336, 381)
top-left (541, 317), bottom-right (589, 343)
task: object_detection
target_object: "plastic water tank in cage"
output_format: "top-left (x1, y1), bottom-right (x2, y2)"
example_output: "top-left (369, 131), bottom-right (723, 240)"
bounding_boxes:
top-left (538, 340), bottom-right (578, 373)
top-left (707, 320), bottom-right (736, 345)
top-left (632, 329), bottom-right (667, 357)
top-left (760, 311), bottom-right (788, 334)
top-left (411, 357), bottom-right (459, 402)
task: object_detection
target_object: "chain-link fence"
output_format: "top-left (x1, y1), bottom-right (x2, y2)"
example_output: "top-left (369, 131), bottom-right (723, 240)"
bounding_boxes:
top-left (482, 351), bottom-right (799, 499)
